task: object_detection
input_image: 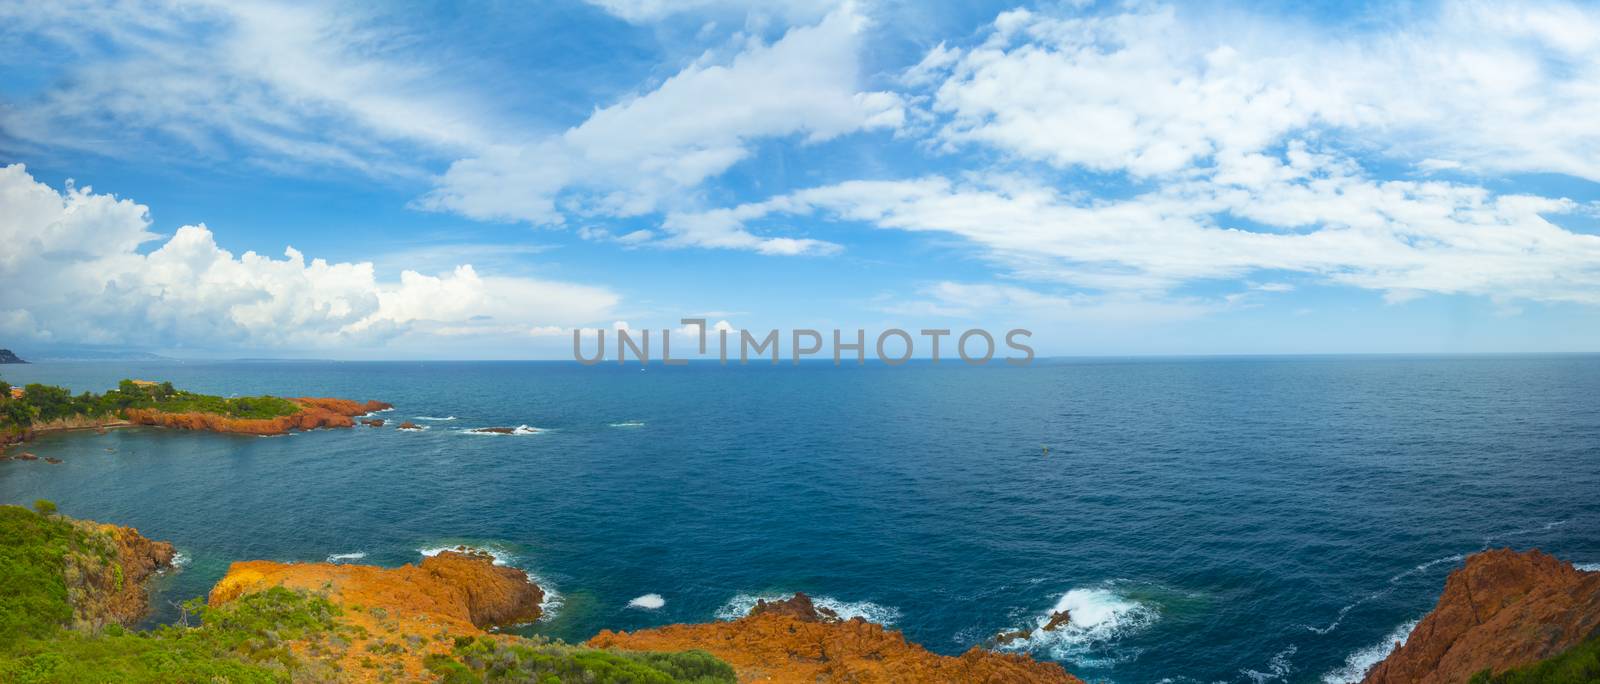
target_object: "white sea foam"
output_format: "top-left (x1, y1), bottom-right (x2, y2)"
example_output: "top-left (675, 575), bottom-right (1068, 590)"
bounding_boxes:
top-left (628, 593), bottom-right (666, 610)
top-left (397, 424), bottom-right (429, 431)
top-left (1242, 645), bottom-right (1298, 683)
top-left (609, 421), bottom-right (646, 428)
top-left (714, 593), bottom-right (901, 625)
top-left (167, 551), bottom-right (190, 570)
top-left (1321, 618), bottom-right (1420, 684)
top-left (415, 416), bottom-right (457, 421)
top-left (419, 544), bottom-right (513, 566)
top-left (995, 586), bottom-right (1159, 666)
top-left (461, 425), bottom-right (544, 436)
top-left (360, 407), bottom-right (395, 417)
top-left (1575, 562), bottom-right (1600, 572)
top-left (326, 552), bottom-right (367, 563)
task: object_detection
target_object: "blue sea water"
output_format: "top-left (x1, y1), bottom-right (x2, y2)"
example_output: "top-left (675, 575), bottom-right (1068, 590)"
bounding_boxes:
top-left (1, 356), bottom-right (1597, 683)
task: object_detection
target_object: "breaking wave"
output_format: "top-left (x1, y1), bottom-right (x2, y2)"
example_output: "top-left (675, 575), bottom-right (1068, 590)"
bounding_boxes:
top-left (1321, 618), bottom-right (1420, 683)
top-left (994, 586), bottom-right (1160, 668)
top-left (628, 593), bottom-right (666, 609)
top-left (713, 592), bottom-right (900, 625)
top-left (326, 552), bottom-right (367, 563)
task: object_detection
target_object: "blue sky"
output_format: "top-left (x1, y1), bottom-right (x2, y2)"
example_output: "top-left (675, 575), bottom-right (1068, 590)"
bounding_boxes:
top-left (1, 0), bottom-right (1598, 359)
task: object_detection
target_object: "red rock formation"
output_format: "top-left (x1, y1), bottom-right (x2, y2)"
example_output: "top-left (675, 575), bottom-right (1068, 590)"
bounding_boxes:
top-left (589, 593), bottom-right (1082, 683)
top-left (123, 397), bottom-right (391, 436)
top-left (210, 548), bottom-right (542, 680)
top-left (67, 521), bottom-right (177, 631)
top-left (1363, 548), bottom-right (1600, 684)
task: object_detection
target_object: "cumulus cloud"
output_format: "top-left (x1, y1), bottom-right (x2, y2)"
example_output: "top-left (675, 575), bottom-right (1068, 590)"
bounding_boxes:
top-left (0, 165), bottom-right (618, 349)
top-left (417, 4), bottom-right (904, 228)
top-left (585, 0), bottom-right (835, 24)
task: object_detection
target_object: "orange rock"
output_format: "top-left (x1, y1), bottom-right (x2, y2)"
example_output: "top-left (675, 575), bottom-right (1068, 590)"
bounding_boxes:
top-left (123, 396), bottom-right (387, 436)
top-left (76, 522), bottom-right (177, 629)
top-left (210, 549), bottom-right (543, 681)
top-left (588, 593), bottom-right (1082, 684)
top-left (1363, 548), bottom-right (1600, 684)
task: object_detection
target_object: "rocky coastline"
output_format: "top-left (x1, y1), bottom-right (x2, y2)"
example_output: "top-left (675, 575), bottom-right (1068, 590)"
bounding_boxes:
top-left (4, 506), bottom-right (1598, 682)
top-left (123, 397), bottom-right (393, 436)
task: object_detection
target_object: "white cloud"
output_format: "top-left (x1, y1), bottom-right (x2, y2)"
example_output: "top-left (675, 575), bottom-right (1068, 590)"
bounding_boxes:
top-left (585, 0), bottom-right (835, 24)
top-left (0, 0), bottom-right (498, 177)
top-left (418, 4), bottom-right (903, 228)
top-left (919, 3), bottom-right (1600, 181)
top-left (667, 143), bottom-right (1600, 304)
top-left (0, 164), bottom-right (618, 349)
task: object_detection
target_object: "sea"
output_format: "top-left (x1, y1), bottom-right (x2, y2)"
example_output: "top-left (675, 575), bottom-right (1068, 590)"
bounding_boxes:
top-left (1, 356), bottom-right (1597, 683)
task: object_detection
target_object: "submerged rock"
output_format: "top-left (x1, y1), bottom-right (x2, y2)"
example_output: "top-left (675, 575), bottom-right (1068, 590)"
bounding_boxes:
top-left (467, 426), bottom-right (517, 434)
top-left (16, 451), bottom-right (38, 460)
top-left (397, 421), bottom-right (422, 431)
top-left (362, 418), bottom-right (384, 427)
top-left (43, 457), bottom-right (62, 464)
top-left (1363, 548), bottom-right (1600, 683)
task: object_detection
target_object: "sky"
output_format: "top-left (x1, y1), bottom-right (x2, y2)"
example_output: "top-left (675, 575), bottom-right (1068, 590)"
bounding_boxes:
top-left (1, 0), bottom-right (1598, 359)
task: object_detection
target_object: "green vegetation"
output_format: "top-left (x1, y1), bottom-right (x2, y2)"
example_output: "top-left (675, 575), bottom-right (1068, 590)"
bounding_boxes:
top-left (426, 635), bottom-right (736, 684)
top-left (0, 376), bottom-right (301, 439)
top-left (1469, 632), bottom-right (1600, 684)
top-left (0, 504), bottom-right (346, 682)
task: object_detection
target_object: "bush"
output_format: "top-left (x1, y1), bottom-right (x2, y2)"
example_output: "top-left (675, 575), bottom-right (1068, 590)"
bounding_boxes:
top-left (426, 635), bottom-right (737, 683)
top-left (1468, 632), bottom-right (1600, 683)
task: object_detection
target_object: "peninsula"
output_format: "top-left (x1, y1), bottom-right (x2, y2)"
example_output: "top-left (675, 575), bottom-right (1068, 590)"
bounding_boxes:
top-left (0, 377), bottom-right (389, 454)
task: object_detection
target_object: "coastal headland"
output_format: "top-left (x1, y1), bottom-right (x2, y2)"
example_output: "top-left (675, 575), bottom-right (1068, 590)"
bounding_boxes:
top-left (0, 377), bottom-right (390, 454)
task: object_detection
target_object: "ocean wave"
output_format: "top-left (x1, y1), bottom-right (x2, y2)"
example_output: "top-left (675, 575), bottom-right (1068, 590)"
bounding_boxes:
top-left (415, 415), bottom-right (457, 421)
top-left (326, 552), bottom-right (367, 563)
top-left (628, 593), bottom-right (666, 610)
top-left (461, 425), bottom-right (544, 436)
top-left (361, 407), bottom-right (395, 417)
top-left (1241, 645), bottom-right (1298, 683)
top-left (1576, 562), bottom-right (1600, 572)
top-left (1320, 618), bottom-right (1419, 684)
top-left (397, 424), bottom-right (429, 431)
top-left (994, 586), bottom-right (1159, 667)
top-left (609, 421), bottom-right (646, 428)
top-left (1304, 552), bottom-right (1463, 635)
top-left (167, 551), bottom-right (190, 571)
top-left (714, 593), bottom-right (900, 625)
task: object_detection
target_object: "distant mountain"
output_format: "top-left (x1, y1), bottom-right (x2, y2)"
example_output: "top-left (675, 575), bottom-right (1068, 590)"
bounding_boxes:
top-left (0, 349), bottom-right (26, 364)
top-left (12, 346), bottom-right (172, 362)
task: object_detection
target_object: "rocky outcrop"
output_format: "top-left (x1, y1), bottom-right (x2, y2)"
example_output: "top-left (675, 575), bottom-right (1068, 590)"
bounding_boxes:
top-left (589, 593), bottom-right (1083, 683)
top-left (211, 549), bottom-right (543, 631)
top-left (64, 520), bottom-right (176, 631)
top-left (124, 398), bottom-right (392, 436)
top-left (362, 418), bottom-right (384, 427)
top-left (210, 548), bottom-right (542, 681)
top-left (0, 348), bottom-right (26, 363)
top-left (1363, 548), bottom-right (1600, 684)
top-left (397, 421), bottom-right (422, 430)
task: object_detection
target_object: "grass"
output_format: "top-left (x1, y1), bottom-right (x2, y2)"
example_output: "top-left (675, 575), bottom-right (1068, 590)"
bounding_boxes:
top-left (425, 635), bottom-right (737, 684)
top-left (1469, 631), bottom-right (1600, 683)
top-left (0, 505), bottom-right (84, 645)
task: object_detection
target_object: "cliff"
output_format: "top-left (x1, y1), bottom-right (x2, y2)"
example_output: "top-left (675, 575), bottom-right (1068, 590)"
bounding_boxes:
top-left (209, 549), bottom-right (543, 680)
top-left (1363, 548), bottom-right (1600, 684)
top-left (589, 593), bottom-right (1084, 683)
top-left (124, 397), bottom-right (392, 436)
top-left (65, 520), bottom-right (178, 631)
